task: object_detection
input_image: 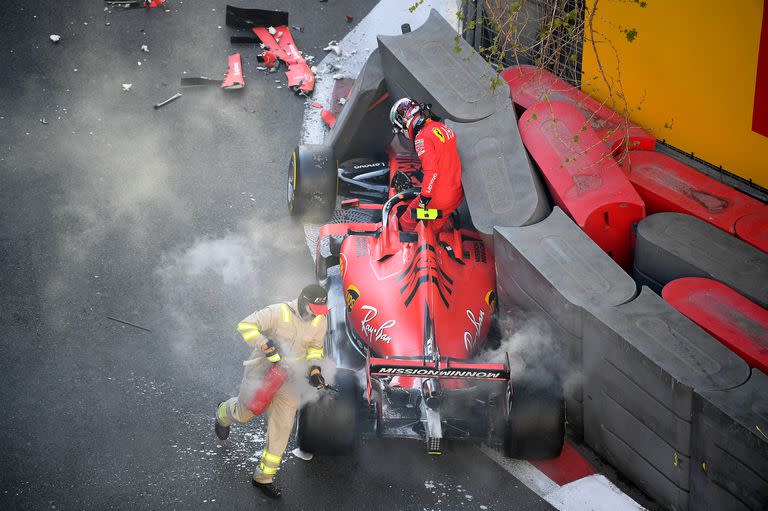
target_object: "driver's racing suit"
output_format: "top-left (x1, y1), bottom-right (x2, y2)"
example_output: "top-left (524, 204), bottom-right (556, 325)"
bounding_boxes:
top-left (400, 119), bottom-right (464, 232)
top-left (216, 301), bottom-right (327, 484)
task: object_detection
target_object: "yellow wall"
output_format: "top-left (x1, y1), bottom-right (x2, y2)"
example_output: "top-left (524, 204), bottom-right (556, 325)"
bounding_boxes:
top-left (581, 0), bottom-right (768, 189)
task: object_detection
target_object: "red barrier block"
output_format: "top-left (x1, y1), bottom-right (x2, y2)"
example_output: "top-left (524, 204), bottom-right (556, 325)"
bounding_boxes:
top-left (519, 101), bottom-right (646, 270)
top-left (735, 210), bottom-right (768, 253)
top-left (663, 277), bottom-right (768, 373)
top-left (621, 150), bottom-right (765, 235)
top-left (501, 65), bottom-right (655, 156)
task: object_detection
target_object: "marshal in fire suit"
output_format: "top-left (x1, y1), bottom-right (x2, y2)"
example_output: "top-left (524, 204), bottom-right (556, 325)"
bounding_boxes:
top-left (215, 285), bottom-right (328, 499)
top-left (390, 98), bottom-right (464, 232)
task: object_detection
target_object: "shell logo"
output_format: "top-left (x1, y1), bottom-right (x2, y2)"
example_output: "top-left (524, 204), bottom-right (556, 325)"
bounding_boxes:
top-left (485, 289), bottom-right (497, 313)
top-left (345, 285), bottom-right (360, 313)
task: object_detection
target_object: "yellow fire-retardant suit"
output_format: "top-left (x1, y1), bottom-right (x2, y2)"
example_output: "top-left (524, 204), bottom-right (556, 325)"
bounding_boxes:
top-left (216, 300), bottom-right (326, 483)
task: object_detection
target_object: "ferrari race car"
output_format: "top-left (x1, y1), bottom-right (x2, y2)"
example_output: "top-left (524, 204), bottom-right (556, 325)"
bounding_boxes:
top-left (288, 11), bottom-right (564, 459)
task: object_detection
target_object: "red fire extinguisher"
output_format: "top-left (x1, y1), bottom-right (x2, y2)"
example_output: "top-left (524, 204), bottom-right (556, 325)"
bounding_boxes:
top-left (245, 364), bottom-right (289, 414)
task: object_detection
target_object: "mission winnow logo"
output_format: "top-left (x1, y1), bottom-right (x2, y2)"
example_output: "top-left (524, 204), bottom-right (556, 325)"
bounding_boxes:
top-left (372, 365), bottom-right (507, 379)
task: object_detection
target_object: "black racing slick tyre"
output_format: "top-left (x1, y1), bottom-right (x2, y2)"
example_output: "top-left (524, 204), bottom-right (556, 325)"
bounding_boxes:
top-left (297, 369), bottom-right (360, 455)
top-left (287, 144), bottom-right (337, 222)
top-left (504, 381), bottom-right (565, 460)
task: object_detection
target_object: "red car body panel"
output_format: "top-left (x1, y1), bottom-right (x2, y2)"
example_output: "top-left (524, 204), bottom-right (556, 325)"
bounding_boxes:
top-left (338, 150), bottom-right (497, 364)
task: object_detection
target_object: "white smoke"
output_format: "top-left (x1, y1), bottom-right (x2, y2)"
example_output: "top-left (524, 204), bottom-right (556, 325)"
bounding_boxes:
top-left (479, 312), bottom-right (570, 390)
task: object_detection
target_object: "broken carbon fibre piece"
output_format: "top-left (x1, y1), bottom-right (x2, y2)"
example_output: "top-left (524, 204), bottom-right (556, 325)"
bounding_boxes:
top-left (180, 53), bottom-right (244, 90)
top-left (225, 5), bottom-right (315, 94)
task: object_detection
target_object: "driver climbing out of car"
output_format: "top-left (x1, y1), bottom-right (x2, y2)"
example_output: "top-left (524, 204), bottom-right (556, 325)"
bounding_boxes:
top-left (214, 284), bottom-right (329, 499)
top-left (389, 97), bottom-right (464, 232)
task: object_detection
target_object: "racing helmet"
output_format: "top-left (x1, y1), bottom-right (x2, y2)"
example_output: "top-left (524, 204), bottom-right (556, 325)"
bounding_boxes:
top-left (298, 284), bottom-right (329, 319)
top-left (390, 97), bottom-right (427, 140)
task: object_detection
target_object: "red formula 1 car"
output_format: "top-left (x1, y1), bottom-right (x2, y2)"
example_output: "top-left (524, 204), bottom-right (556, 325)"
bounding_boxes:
top-left (286, 10), bottom-right (564, 459)
top-left (287, 141), bottom-right (564, 458)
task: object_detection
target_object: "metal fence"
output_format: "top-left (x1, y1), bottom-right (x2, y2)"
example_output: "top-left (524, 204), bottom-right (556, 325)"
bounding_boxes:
top-left (462, 0), bottom-right (585, 87)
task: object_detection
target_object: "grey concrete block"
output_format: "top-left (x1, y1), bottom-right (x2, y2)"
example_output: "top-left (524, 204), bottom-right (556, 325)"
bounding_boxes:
top-left (448, 107), bottom-right (549, 233)
top-left (495, 207), bottom-right (637, 435)
top-left (377, 10), bottom-right (508, 123)
top-left (635, 212), bottom-right (768, 308)
top-left (584, 287), bottom-right (750, 510)
top-left (691, 369), bottom-right (768, 511)
top-left (327, 49), bottom-right (393, 163)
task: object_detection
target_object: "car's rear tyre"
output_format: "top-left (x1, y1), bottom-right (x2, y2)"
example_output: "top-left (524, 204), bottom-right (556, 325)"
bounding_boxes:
top-left (297, 369), bottom-right (360, 455)
top-left (504, 380), bottom-right (565, 460)
top-left (287, 144), bottom-right (337, 222)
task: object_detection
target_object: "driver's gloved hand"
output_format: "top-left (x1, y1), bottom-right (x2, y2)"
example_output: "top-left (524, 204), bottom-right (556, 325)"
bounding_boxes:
top-left (391, 171), bottom-right (412, 193)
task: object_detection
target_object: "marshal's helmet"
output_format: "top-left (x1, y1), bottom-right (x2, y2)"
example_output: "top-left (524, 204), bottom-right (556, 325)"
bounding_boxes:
top-left (390, 97), bottom-right (427, 140)
top-left (298, 284), bottom-right (329, 319)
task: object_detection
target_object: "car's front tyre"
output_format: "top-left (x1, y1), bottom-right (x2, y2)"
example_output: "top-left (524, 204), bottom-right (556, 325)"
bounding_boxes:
top-left (288, 144), bottom-right (337, 222)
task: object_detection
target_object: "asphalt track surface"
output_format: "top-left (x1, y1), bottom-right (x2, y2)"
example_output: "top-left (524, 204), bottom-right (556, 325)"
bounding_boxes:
top-left (0, 1), bottom-right (556, 510)
top-left (0, 2), bottom-right (665, 510)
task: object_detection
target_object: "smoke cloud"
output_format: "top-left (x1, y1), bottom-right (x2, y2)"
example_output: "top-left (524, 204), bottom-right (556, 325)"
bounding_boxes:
top-left (479, 311), bottom-right (573, 392)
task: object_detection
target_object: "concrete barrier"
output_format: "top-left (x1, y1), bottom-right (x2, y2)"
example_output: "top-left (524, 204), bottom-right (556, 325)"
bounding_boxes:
top-left (494, 207), bottom-right (637, 435)
top-left (690, 369), bottom-right (768, 511)
top-left (327, 49), bottom-right (392, 163)
top-left (377, 10), bottom-right (508, 123)
top-left (583, 287), bottom-right (750, 510)
top-left (447, 107), bottom-right (549, 232)
top-left (634, 213), bottom-right (768, 308)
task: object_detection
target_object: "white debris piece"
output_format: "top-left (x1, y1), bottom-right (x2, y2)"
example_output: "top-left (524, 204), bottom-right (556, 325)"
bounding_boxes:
top-left (40, 118), bottom-right (48, 125)
top-left (332, 74), bottom-right (344, 80)
top-left (141, 44), bottom-right (149, 53)
top-left (277, 31), bottom-right (283, 38)
top-left (49, 34), bottom-right (61, 43)
top-left (338, 97), bottom-right (347, 105)
top-left (323, 40), bottom-right (341, 56)
top-left (276, 86), bottom-right (283, 89)
top-left (137, 61), bottom-right (142, 66)
top-left (291, 448), bottom-right (313, 461)
top-left (122, 83), bottom-right (132, 92)
top-left (310, 65), bottom-right (318, 74)
top-left (305, 55), bottom-right (315, 63)
top-left (267, 26), bottom-right (277, 35)
top-left (256, 66), bottom-right (267, 71)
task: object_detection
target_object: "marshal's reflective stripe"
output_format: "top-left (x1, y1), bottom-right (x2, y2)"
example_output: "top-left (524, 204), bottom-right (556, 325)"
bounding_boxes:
top-left (311, 315), bottom-right (323, 327)
top-left (306, 347), bottom-right (324, 360)
top-left (241, 328), bottom-right (261, 341)
top-left (279, 304), bottom-right (290, 322)
top-left (238, 322), bottom-right (259, 332)
top-left (259, 462), bottom-right (278, 475)
top-left (262, 451), bottom-right (282, 465)
top-left (267, 353), bottom-right (281, 363)
top-left (238, 322), bottom-right (261, 342)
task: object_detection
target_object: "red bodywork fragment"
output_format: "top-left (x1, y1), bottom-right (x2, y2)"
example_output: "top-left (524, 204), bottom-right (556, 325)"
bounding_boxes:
top-left (258, 50), bottom-right (278, 68)
top-left (252, 26), bottom-right (315, 94)
top-left (321, 108), bottom-right (336, 128)
top-left (221, 53), bottom-right (245, 90)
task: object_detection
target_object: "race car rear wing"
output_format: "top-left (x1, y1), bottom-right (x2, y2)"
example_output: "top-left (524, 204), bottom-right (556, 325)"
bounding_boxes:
top-left (368, 356), bottom-right (509, 381)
